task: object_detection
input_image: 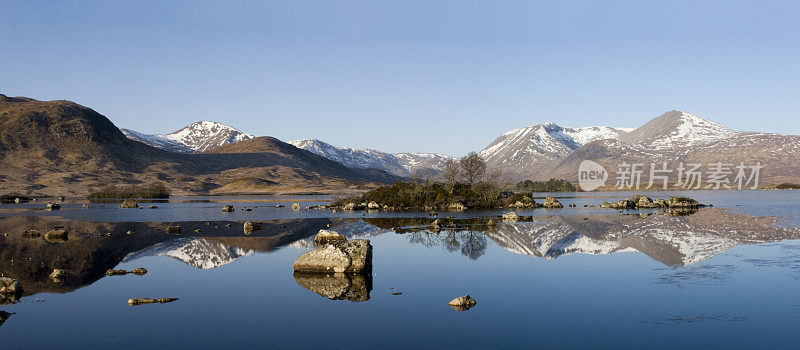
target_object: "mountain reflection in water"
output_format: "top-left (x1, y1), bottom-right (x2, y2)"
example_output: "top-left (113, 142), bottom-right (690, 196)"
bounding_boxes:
top-left (0, 208), bottom-right (797, 300)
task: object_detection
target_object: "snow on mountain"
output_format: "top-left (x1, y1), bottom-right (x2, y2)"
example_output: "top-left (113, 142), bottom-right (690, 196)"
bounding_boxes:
top-left (121, 128), bottom-right (195, 153)
top-left (289, 139), bottom-right (455, 176)
top-left (122, 121), bottom-right (253, 153)
top-left (123, 238), bottom-right (254, 269)
top-left (478, 122), bottom-right (632, 176)
top-left (619, 110), bottom-right (737, 150)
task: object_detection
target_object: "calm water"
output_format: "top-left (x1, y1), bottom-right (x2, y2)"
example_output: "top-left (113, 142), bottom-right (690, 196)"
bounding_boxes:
top-left (1, 190), bottom-right (800, 349)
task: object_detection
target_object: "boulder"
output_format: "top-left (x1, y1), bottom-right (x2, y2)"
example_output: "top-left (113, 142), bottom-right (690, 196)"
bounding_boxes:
top-left (49, 269), bottom-right (67, 281)
top-left (667, 197), bottom-right (700, 208)
top-left (367, 201), bottom-right (381, 210)
top-left (448, 202), bottom-right (466, 211)
top-left (291, 203), bottom-right (301, 210)
top-left (119, 199), bottom-right (139, 208)
top-left (293, 272), bottom-right (372, 302)
top-left (46, 203), bottom-right (61, 210)
top-left (222, 205), bottom-right (235, 212)
top-left (343, 202), bottom-right (356, 210)
top-left (448, 294), bottom-right (477, 311)
top-left (502, 212), bottom-right (520, 222)
top-left (293, 239), bottom-right (372, 274)
top-left (568, 203), bottom-right (576, 207)
top-left (314, 229), bottom-right (346, 246)
top-left (542, 196), bottom-right (563, 208)
top-left (243, 221), bottom-right (262, 234)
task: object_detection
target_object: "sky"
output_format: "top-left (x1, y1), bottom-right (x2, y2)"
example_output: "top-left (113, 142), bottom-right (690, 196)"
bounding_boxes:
top-left (2, 0), bottom-right (799, 156)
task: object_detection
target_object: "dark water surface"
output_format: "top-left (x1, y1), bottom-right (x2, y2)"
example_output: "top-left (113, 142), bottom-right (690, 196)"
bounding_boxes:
top-left (1, 191), bottom-right (800, 349)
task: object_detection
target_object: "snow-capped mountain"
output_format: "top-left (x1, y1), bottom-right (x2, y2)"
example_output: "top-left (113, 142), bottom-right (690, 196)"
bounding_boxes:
top-left (123, 238), bottom-right (254, 269)
top-left (122, 121), bottom-right (253, 153)
top-left (481, 110), bottom-right (800, 184)
top-left (289, 139), bottom-right (455, 176)
top-left (479, 123), bottom-right (632, 175)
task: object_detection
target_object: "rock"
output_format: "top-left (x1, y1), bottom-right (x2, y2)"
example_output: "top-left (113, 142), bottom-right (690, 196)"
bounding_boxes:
top-left (49, 269), bottom-right (67, 281)
top-left (0, 277), bottom-right (23, 304)
top-left (542, 196), bottom-right (563, 208)
top-left (486, 219), bottom-right (495, 226)
top-left (119, 199), bottom-right (139, 208)
top-left (106, 268), bottom-right (147, 276)
top-left (367, 201), bottom-right (381, 210)
top-left (448, 202), bottom-right (466, 211)
top-left (502, 212), bottom-right (520, 222)
top-left (58, 196), bottom-right (65, 201)
top-left (291, 203), bottom-right (301, 210)
top-left (275, 204), bottom-right (285, 208)
top-left (314, 229), bottom-right (346, 246)
top-left (21, 230), bottom-right (40, 238)
top-left (14, 197), bottom-right (20, 204)
top-left (293, 239), bottom-right (372, 274)
top-left (44, 229), bottom-right (68, 242)
top-left (166, 225), bottom-right (182, 234)
top-left (243, 208), bottom-right (252, 211)
top-left (293, 272), bottom-right (372, 302)
top-left (243, 221), bottom-right (262, 234)
top-left (128, 298), bottom-right (179, 306)
top-left (667, 196), bottom-right (700, 208)
top-left (568, 203), bottom-right (576, 207)
top-left (343, 202), bottom-right (356, 210)
top-left (222, 205), bottom-right (235, 212)
top-left (46, 203), bottom-right (61, 210)
top-left (448, 294), bottom-right (477, 311)
top-left (126, 230), bottom-right (133, 235)
top-left (81, 204), bottom-right (89, 209)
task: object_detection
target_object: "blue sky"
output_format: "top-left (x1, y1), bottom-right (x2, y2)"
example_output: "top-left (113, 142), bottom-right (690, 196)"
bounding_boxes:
top-left (2, 0), bottom-right (799, 156)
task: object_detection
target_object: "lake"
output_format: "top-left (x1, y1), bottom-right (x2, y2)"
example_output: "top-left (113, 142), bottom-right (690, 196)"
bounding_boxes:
top-left (1, 190), bottom-right (800, 349)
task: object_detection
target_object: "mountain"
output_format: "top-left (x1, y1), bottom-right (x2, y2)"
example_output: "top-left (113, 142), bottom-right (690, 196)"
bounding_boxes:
top-left (0, 95), bottom-right (396, 196)
top-left (122, 121), bottom-right (253, 153)
top-left (482, 110), bottom-right (800, 185)
top-left (289, 139), bottom-right (455, 176)
top-left (479, 123), bottom-right (632, 178)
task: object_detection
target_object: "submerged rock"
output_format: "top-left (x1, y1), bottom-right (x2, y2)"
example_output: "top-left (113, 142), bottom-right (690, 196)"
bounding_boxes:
top-left (293, 239), bottom-right (372, 274)
top-left (542, 196), bottom-right (564, 208)
top-left (119, 199), bottom-right (139, 209)
top-left (222, 205), bottom-right (235, 212)
top-left (314, 229), bottom-right (346, 246)
top-left (293, 272), bottom-right (372, 302)
top-left (106, 268), bottom-right (147, 276)
top-left (448, 294), bottom-right (477, 311)
top-left (127, 298), bottom-right (179, 306)
top-left (502, 212), bottom-right (520, 222)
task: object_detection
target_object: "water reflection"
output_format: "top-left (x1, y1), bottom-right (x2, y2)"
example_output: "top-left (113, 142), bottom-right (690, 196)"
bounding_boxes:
top-left (293, 272), bottom-right (372, 302)
top-left (1, 208), bottom-right (797, 302)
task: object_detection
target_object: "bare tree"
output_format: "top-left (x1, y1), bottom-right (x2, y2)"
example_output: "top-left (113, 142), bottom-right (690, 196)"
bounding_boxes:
top-left (441, 160), bottom-right (460, 193)
top-left (460, 152), bottom-right (486, 184)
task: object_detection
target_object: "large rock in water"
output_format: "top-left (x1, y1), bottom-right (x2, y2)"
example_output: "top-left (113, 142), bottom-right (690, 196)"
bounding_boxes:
top-left (293, 239), bottom-right (372, 274)
top-left (502, 212), bottom-right (520, 222)
top-left (542, 196), bottom-right (563, 208)
top-left (293, 272), bottom-right (372, 302)
top-left (448, 294), bottom-right (477, 311)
